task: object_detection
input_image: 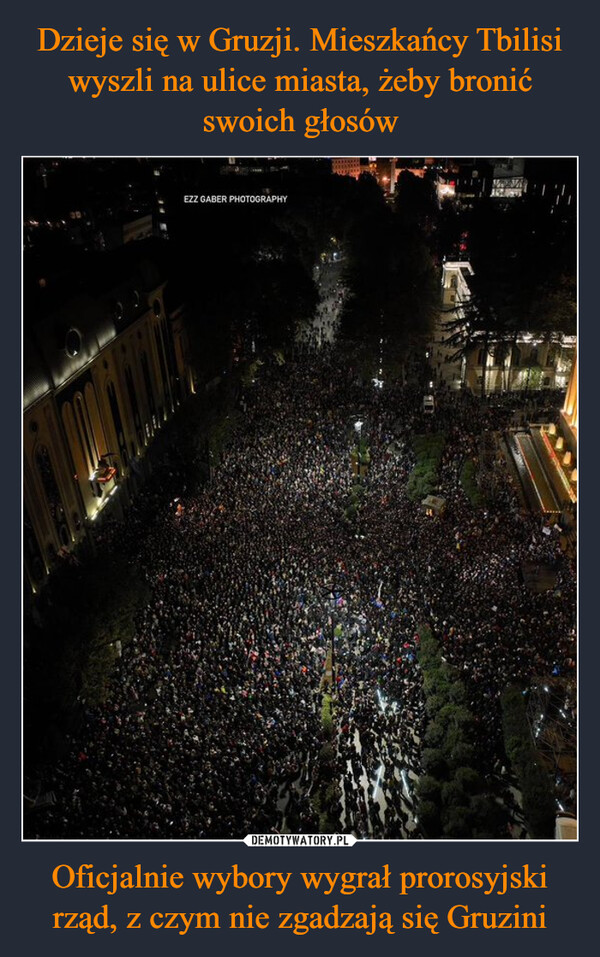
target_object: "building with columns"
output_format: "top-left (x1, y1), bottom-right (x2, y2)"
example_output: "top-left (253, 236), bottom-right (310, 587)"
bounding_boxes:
top-left (23, 246), bottom-right (195, 594)
top-left (436, 260), bottom-right (576, 394)
top-left (561, 351), bottom-right (577, 451)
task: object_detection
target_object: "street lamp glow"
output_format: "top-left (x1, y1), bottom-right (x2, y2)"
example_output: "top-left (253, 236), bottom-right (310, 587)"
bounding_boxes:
top-left (372, 763), bottom-right (385, 801)
top-left (401, 769), bottom-right (411, 797)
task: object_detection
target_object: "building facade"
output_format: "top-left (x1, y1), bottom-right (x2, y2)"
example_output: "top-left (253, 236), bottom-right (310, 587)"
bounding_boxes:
top-left (435, 260), bottom-right (575, 393)
top-left (23, 253), bottom-right (195, 594)
top-left (331, 157), bottom-right (362, 180)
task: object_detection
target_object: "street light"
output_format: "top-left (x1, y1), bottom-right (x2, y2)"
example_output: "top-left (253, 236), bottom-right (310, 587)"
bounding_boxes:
top-left (352, 417), bottom-right (368, 482)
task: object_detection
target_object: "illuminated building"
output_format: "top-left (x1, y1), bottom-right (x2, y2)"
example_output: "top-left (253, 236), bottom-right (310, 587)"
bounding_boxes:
top-left (512, 354), bottom-right (578, 518)
top-left (435, 262), bottom-right (578, 517)
top-left (451, 159), bottom-right (493, 208)
top-left (534, 350), bottom-right (578, 511)
top-left (23, 248), bottom-right (195, 593)
top-left (331, 157), bottom-right (362, 179)
top-left (436, 261), bottom-right (576, 393)
top-left (490, 158), bottom-right (527, 200)
top-left (24, 158), bottom-right (160, 253)
top-left (561, 350), bottom-right (577, 445)
top-left (332, 157), bottom-right (429, 195)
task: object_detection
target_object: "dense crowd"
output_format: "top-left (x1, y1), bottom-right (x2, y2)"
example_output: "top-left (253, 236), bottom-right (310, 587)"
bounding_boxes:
top-left (26, 336), bottom-right (576, 839)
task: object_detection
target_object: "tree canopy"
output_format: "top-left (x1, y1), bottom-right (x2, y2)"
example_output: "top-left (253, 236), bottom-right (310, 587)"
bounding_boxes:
top-left (340, 176), bottom-right (439, 375)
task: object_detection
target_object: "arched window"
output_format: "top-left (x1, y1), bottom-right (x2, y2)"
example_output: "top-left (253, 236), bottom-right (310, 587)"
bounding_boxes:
top-left (140, 351), bottom-right (157, 428)
top-left (124, 364), bottom-right (142, 437)
top-left (154, 325), bottom-right (169, 418)
top-left (35, 445), bottom-right (64, 523)
top-left (74, 393), bottom-right (98, 471)
top-left (24, 506), bottom-right (45, 582)
top-left (106, 381), bottom-right (127, 467)
top-left (35, 445), bottom-right (69, 545)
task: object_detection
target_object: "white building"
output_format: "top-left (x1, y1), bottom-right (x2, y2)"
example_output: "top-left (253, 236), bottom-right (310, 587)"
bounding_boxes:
top-left (433, 261), bottom-right (575, 393)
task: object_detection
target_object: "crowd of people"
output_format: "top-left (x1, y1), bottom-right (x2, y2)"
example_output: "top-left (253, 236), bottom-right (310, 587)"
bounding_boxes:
top-left (27, 328), bottom-right (576, 839)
